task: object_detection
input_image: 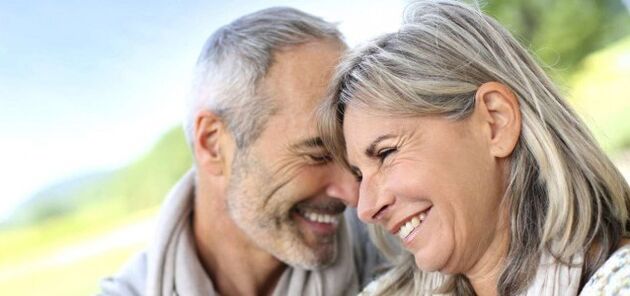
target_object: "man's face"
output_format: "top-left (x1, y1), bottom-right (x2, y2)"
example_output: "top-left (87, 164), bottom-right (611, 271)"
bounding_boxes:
top-left (225, 39), bottom-right (357, 269)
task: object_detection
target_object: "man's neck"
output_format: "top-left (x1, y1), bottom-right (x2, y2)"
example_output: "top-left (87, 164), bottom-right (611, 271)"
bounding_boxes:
top-left (192, 185), bottom-right (287, 296)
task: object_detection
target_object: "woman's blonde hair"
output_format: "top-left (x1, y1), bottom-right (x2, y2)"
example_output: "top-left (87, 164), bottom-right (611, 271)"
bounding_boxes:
top-left (317, 0), bottom-right (630, 294)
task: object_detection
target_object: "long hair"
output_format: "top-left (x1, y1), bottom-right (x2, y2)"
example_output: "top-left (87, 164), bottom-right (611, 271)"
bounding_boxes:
top-left (317, 1), bottom-right (630, 294)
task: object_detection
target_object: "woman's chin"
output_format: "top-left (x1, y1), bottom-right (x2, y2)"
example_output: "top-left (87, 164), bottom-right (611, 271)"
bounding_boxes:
top-left (413, 250), bottom-right (448, 273)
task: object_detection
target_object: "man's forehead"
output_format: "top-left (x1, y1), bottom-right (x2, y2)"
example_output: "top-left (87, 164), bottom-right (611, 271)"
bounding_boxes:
top-left (260, 39), bottom-right (343, 111)
top-left (253, 40), bottom-right (342, 150)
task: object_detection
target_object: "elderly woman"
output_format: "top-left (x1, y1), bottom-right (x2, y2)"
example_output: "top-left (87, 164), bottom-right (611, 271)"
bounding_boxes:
top-left (317, 0), bottom-right (630, 295)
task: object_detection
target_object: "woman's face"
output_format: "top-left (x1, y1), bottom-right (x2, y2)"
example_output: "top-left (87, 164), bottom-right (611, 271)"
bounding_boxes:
top-left (343, 104), bottom-right (509, 274)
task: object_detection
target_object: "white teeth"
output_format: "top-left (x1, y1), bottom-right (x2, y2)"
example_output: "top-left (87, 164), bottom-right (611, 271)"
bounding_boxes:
top-left (405, 223), bottom-right (413, 233)
top-left (397, 211), bottom-right (428, 239)
top-left (411, 217), bottom-right (420, 227)
top-left (302, 210), bottom-right (339, 224)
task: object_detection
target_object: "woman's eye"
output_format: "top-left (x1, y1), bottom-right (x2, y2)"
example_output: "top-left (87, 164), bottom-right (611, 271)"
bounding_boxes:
top-left (376, 147), bottom-right (397, 162)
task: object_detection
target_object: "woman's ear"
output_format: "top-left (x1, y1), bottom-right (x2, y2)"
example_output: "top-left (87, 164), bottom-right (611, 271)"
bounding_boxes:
top-left (193, 111), bottom-right (233, 175)
top-left (475, 82), bottom-right (521, 158)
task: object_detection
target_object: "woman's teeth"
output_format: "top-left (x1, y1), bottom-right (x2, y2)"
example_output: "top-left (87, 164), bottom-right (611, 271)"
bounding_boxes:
top-left (303, 210), bottom-right (340, 224)
top-left (398, 212), bottom-right (427, 239)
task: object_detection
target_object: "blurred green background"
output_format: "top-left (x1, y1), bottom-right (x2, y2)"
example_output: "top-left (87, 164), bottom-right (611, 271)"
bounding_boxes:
top-left (1, 0), bottom-right (629, 295)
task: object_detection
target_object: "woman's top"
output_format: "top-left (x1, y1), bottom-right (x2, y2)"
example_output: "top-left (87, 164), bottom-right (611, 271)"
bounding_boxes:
top-left (359, 244), bottom-right (630, 296)
top-left (580, 244), bottom-right (630, 295)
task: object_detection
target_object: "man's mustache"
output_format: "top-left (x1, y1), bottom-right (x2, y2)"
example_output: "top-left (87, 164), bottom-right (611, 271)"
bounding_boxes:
top-left (294, 198), bottom-right (346, 215)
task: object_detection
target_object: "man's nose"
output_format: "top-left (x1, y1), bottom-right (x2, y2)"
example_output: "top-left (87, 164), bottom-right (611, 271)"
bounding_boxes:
top-left (325, 164), bottom-right (359, 207)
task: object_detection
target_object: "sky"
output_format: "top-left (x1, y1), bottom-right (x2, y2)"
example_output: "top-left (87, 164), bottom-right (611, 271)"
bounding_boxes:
top-left (0, 0), bottom-right (406, 219)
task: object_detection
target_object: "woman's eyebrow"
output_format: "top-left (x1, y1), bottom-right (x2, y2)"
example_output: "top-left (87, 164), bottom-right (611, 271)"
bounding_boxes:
top-left (365, 134), bottom-right (396, 157)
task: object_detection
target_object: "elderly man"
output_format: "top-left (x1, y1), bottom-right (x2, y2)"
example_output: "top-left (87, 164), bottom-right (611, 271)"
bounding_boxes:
top-left (100, 7), bottom-right (382, 296)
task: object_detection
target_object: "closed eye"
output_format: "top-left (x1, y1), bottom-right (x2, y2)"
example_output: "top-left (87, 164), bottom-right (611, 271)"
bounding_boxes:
top-left (350, 166), bottom-right (362, 182)
top-left (376, 147), bottom-right (397, 163)
top-left (305, 153), bottom-right (332, 165)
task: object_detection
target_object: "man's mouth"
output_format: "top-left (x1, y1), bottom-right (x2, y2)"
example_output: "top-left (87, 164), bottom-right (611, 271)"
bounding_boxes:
top-left (300, 209), bottom-right (341, 224)
top-left (292, 201), bottom-right (345, 236)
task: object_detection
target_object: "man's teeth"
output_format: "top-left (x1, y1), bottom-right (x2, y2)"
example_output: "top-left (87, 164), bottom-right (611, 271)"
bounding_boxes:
top-left (303, 211), bottom-right (340, 224)
top-left (398, 212), bottom-right (427, 239)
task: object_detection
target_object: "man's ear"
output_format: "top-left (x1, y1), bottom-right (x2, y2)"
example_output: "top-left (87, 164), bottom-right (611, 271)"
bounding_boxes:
top-left (193, 111), bottom-right (232, 175)
top-left (475, 82), bottom-right (521, 158)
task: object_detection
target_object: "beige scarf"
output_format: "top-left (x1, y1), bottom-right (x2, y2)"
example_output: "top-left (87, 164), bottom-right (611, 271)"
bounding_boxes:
top-left (361, 247), bottom-right (584, 295)
top-left (522, 251), bottom-right (583, 295)
top-left (145, 170), bottom-right (358, 296)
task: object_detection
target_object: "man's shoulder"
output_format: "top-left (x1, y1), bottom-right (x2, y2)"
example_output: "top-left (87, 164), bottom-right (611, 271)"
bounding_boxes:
top-left (98, 170), bottom-right (196, 295)
top-left (98, 251), bottom-right (148, 296)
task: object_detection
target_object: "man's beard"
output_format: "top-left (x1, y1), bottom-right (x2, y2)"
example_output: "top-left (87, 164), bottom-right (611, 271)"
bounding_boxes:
top-left (224, 151), bottom-right (339, 269)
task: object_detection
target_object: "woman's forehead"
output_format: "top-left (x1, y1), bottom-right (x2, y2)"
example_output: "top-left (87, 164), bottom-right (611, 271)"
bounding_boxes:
top-left (343, 106), bottom-right (407, 146)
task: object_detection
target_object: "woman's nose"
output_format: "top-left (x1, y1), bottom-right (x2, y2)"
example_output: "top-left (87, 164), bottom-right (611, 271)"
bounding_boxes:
top-left (357, 174), bottom-right (394, 224)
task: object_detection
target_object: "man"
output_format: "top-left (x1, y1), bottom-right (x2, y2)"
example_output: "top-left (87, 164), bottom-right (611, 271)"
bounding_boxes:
top-left (100, 7), bottom-right (383, 296)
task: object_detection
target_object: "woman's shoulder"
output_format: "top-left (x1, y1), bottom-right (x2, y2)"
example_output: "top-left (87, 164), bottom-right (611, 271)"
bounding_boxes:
top-left (357, 269), bottom-right (448, 296)
top-left (358, 273), bottom-right (389, 296)
top-left (580, 243), bottom-right (630, 295)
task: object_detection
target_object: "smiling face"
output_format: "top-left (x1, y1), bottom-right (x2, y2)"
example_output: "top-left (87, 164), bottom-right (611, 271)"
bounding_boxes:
top-left (343, 104), bottom-right (509, 274)
top-left (224, 39), bottom-right (358, 269)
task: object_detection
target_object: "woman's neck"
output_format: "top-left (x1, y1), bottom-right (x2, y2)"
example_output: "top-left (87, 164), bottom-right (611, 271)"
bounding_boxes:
top-left (464, 220), bottom-right (510, 296)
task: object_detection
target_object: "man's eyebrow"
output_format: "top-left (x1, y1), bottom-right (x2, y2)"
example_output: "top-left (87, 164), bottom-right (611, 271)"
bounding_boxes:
top-left (365, 134), bottom-right (396, 157)
top-left (291, 137), bottom-right (324, 150)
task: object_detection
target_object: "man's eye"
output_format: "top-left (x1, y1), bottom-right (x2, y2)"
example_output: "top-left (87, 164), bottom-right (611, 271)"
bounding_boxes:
top-left (376, 147), bottom-right (397, 162)
top-left (306, 154), bottom-right (332, 164)
top-left (351, 167), bottom-right (362, 183)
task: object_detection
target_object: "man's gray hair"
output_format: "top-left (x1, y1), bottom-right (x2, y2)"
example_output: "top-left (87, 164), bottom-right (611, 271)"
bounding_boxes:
top-left (185, 7), bottom-right (344, 150)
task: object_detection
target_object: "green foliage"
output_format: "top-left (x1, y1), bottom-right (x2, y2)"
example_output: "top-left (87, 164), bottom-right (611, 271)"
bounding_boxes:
top-left (569, 35), bottom-right (630, 153)
top-left (4, 126), bottom-right (192, 228)
top-left (0, 242), bottom-right (143, 295)
top-left (96, 126), bottom-right (193, 212)
top-left (482, 0), bottom-right (630, 79)
top-left (0, 127), bottom-right (192, 295)
top-left (0, 209), bottom-right (153, 295)
top-left (6, 172), bottom-right (112, 226)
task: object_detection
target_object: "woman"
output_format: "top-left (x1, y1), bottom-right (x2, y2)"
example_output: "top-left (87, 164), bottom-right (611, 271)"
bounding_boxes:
top-left (317, 0), bottom-right (630, 295)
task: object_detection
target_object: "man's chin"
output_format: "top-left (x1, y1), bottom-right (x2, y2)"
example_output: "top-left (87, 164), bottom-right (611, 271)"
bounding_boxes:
top-left (236, 216), bottom-right (339, 270)
top-left (272, 221), bottom-right (338, 269)
top-left (287, 211), bottom-right (340, 267)
top-left (282, 241), bottom-right (338, 270)
top-left (311, 242), bottom-right (338, 269)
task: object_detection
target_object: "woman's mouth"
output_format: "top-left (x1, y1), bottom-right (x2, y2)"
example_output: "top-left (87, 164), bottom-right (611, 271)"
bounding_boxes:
top-left (393, 206), bottom-right (432, 241)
